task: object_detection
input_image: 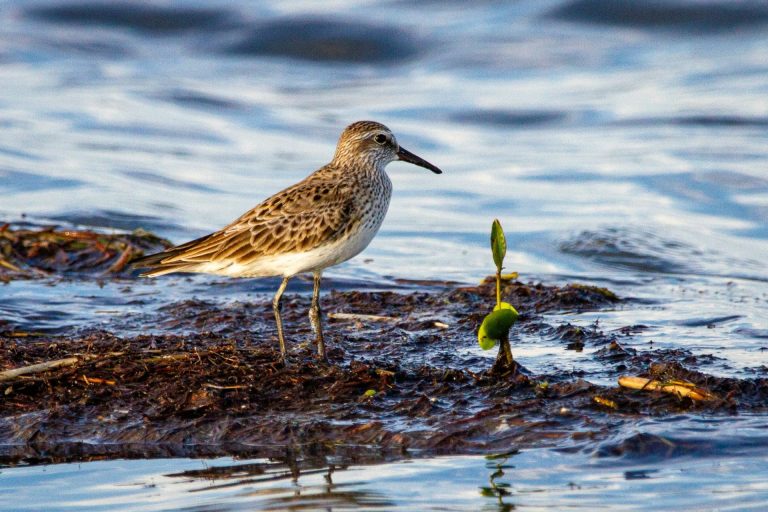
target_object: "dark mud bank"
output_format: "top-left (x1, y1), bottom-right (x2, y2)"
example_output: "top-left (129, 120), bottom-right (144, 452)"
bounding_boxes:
top-left (0, 226), bottom-right (766, 466)
top-left (2, 280), bottom-right (765, 466)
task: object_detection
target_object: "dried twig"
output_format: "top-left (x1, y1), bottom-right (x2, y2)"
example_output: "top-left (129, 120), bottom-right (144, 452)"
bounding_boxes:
top-left (203, 383), bottom-right (247, 390)
top-left (6, 331), bottom-right (48, 338)
top-left (106, 245), bottom-right (133, 273)
top-left (139, 353), bottom-right (194, 364)
top-left (0, 259), bottom-right (23, 272)
top-left (0, 352), bottom-right (126, 383)
top-left (0, 357), bottom-right (81, 383)
top-left (328, 312), bottom-right (397, 322)
top-left (593, 396), bottom-right (619, 409)
top-left (82, 375), bottom-right (116, 386)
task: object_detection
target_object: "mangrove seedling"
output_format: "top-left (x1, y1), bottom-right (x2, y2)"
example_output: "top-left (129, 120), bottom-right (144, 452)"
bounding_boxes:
top-left (477, 219), bottom-right (519, 372)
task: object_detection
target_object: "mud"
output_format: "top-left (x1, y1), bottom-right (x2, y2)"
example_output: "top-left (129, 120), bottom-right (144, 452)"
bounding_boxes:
top-left (1, 227), bottom-right (766, 467)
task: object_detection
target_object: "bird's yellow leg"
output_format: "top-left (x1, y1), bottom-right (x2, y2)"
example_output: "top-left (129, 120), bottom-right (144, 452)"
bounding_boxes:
top-left (310, 271), bottom-right (326, 360)
top-left (272, 277), bottom-right (290, 359)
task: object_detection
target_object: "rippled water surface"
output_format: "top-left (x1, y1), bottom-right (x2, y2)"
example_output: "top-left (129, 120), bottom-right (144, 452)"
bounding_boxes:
top-left (1, 0), bottom-right (767, 509)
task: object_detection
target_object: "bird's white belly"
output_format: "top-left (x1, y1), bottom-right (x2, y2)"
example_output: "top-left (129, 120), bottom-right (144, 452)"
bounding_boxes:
top-left (202, 201), bottom-right (390, 278)
top-left (202, 222), bottom-right (379, 277)
top-left (284, 219), bottom-right (382, 275)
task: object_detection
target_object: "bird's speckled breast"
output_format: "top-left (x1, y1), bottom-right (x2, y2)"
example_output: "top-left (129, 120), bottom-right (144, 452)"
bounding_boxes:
top-left (313, 170), bottom-right (393, 271)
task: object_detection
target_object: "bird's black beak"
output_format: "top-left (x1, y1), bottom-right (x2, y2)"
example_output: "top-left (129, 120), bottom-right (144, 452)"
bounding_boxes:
top-left (397, 146), bottom-right (442, 174)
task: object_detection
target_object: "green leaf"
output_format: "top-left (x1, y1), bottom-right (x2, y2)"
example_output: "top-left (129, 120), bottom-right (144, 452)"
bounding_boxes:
top-left (494, 302), bottom-right (519, 317)
top-left (483, 308), bottom-right (518, 339)
top-left (478, 322), bottom-right (497, 350)
top-left (477, 305), bottom-right (519, 350)
top-left (363, 389), bottom-right (376, 398)
top-left (491, 219), bottom-right (506, 272)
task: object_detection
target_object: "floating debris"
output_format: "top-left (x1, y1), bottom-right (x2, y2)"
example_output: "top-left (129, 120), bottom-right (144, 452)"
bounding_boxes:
top-left (619, 376), bottom-right (718, 401)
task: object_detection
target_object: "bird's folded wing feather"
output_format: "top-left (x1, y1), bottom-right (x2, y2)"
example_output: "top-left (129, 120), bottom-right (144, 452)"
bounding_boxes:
top-left (158, 178), bottom-right (357, 265)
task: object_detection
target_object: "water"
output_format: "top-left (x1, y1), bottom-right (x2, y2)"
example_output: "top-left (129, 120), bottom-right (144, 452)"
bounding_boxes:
top-left (5, 417), bottom-right (768, 511)
top-left (1, 0), bottom-right (768, 508)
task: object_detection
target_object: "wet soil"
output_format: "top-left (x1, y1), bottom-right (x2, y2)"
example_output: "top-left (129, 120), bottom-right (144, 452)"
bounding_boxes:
top-left (1, 227), bottom-right (766, 466)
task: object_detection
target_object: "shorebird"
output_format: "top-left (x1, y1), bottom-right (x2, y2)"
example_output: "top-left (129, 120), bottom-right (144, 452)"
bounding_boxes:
top-left (133, 121), bottom-right (442, 361)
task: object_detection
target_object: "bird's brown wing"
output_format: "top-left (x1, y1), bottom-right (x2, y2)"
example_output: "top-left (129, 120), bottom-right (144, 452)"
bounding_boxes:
top-left (133, 174), bottom-right (358, 272)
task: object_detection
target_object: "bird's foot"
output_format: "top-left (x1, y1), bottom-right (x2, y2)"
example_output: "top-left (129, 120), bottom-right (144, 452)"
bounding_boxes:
top-left (277, 355), bottom-right (290, 368)
top-left (315, 338), bottom-right (327, 363)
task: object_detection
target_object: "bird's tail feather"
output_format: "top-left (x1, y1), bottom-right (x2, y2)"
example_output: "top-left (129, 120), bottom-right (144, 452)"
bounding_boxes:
top-left (131, 232), bottom-right (215, 277)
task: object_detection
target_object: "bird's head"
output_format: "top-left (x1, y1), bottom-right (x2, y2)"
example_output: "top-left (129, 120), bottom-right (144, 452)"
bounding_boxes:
top-left (332, 120), bottom-right (442, 174)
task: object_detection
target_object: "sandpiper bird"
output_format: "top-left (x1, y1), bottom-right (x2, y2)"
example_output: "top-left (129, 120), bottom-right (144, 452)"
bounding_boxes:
top-left (133, 121), bottom-right (442, 361)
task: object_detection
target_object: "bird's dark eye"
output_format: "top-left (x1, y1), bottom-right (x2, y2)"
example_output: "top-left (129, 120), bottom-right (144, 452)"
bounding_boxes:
top-left (373, 134), bottom-right (387, 145)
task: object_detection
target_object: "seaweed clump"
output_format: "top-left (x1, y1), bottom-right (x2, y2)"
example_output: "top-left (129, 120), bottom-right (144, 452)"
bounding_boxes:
top-left (0, 224), bottom-right (171, 281)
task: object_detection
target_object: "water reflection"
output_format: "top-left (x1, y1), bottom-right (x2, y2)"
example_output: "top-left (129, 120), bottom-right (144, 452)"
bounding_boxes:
top-left (4, 436), bottom-right (768, 511)
top-left (479, 452), bottom-right (518, 511)
top-left (166, 456), bottom-right (395, 510)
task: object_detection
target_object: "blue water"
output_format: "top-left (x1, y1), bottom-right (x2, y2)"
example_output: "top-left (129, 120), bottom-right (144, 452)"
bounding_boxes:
top-left (1, 0), bottom-right (768, 508)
